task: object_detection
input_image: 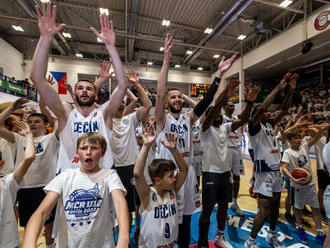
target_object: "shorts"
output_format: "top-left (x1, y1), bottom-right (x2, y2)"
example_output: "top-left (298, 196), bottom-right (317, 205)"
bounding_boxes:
top-left (116, 165), bottom-right (140, 211)
top-left (323, 185), bottom-right (330, 218)
top-left (228, 147), bottom-right (245, 176)
top-left (291, 185), bottom-right (319, 210)
top-left (253, 171), bottom-right (282, 198)
top-left (202, 171), bottom-right (232, 209)
top-left (317, 169), bottom-right (330, 191)
top-left (17, 187), bottom-right (56, 227)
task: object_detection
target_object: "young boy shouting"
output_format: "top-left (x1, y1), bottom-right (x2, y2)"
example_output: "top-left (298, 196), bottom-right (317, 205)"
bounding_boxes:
top-left (133, 126), bottom-right (188, 247)
top-left (23, 132), bottom-right (130, 248)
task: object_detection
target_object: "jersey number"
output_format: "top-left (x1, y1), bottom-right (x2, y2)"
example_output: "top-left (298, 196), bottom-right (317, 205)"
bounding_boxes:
top-left (165, 223), bottom-right (171, 238)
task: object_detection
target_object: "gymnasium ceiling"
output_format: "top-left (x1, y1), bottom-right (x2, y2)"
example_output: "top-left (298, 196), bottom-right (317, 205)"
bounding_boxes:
top-left (0, 0), bottom-right (329, 79)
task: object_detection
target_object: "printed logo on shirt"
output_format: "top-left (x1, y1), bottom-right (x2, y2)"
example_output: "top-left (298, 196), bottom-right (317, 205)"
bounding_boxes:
top-left (170, 123), bottom-right (188, 137)
top-left (154, 204), bottom-right (176, 219)
top-left (298, 155), bottom-right (308, 167)
top-left (64, 183), bottom-right (103, 217)
top-left (23, 142), bottom-right (44, 154)
top-left (73, 121), bottom-right (99, 134)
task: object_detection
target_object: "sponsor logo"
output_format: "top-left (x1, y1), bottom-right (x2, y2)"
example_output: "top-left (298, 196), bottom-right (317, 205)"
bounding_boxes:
top-left (314, 11), bottom-right (330, 31)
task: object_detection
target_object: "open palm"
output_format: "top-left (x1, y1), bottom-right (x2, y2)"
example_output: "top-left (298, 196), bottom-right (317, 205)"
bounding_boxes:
top-left (161, 133), bottom-right (177, 150)
top-left (91, 14), bottom-right (115, 47)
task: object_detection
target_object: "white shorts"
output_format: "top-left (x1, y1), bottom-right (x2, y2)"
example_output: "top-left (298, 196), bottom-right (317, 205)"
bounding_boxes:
top-left (253, 171), bottom-right (282, 197)
top-left (228, 147), bottom-right (245, 176)
top-left (324, 185), bottom-right (330, 218)
top-left (293, 184), bottom-right (319, 210)
top-left (177, 166), bottom-right (201, 223)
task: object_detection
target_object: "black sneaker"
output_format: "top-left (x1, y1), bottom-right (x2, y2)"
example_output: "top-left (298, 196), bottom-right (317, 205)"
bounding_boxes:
top-left (284, 212), bottom-right (295, 226)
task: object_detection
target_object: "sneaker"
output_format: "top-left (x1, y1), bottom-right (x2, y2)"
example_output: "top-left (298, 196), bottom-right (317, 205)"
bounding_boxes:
top-left (214, 235), bottom-right (232, 248)
top-left (284, 212), bottom-right (295, 226)
top-left (266, 233), bottom-right (285, 248)
top-left (244, 238), bottom-right (260, 248)
top-left (230, 203), bottom-right (245, 217)
top-left (297, 228), bottom-right (308, 244)
top-left (316, 234), bottom-right (326, 244)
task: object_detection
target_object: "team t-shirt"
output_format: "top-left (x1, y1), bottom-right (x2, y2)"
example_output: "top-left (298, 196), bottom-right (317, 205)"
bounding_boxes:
top-left (0, 174), bottom-right (20, 247)
top-left (44, 168), bottom-right (126, 248)
top-left (223, 115), bottom-right (241, 148)
top-left (314, 136), bottom-right (327, 170)
top-left (0, 137), bottom-right (15, 177)
top-left (323, 141), bottom-right (330, 173)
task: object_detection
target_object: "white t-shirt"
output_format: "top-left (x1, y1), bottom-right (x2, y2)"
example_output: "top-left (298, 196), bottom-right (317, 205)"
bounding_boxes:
top-left (223, 115), bottom-right (242, 148)
top-left (111, 113), bottom-right (139, 167)
top-left (0, 137), bottom-right (15, 177)
top-left (323, 141), bottom-right (330, 173)
top-left (201, 123), bottom-right (232, 173)
top-left (139, 187), bottom-right (178, 248)
top-left (281, 142), bottom-right (315, 189)
top-left (44, 168), bottom-right (126, 248)
top-left (14, 132), bottom-right (58, 188)
top-left (0, 174), bottom-right (20, 247)
top-left (314, 136), bottom-right (326, 170)
top-left (57, 108), bottom-right (114, 174)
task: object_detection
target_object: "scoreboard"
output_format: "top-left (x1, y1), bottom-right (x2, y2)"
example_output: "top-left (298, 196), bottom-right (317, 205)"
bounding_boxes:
top-left (190, 83), bottom-right (210, 97)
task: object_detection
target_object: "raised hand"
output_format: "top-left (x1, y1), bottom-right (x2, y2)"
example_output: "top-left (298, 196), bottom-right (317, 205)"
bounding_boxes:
top-left (90, 14), bottom-right (115, 47)
top-left (13, 120), bottom-right (32, 136)
top-left (35, 2), bottom-right (66, 37)
top-left (218, 53), bottom-right (237, 77)
top-left (99, 61), bottom-right (114, 79)
top-left (12, 98), bottom-right (29, 111)
top-left (46, 75), bottom-right (55, 86)
top-left (164, 33), bottom-right (173, 62)
top-left (128, 69), bottom-right (139, 85)
top-left (289, 73), bottom-right (299, 90)
top-left (161, 133), bottom-right (177, 151)
top-left (226, 79), bottom-right (239, 97)
top-left (278, 72), bottom-right (291, 90)
top-left (142, 125), bottom-right (157, 146)
top-left (245, 84), bottom-right (261, 102)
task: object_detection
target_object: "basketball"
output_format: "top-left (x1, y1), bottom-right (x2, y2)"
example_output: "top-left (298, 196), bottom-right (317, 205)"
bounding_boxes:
top-left (249, 185), bottom-right (258, 199)
top-left (291, 168), bottom-right (312, 182)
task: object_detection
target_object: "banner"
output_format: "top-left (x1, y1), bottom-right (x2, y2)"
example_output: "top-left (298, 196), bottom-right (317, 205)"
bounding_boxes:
top-left (50, 71), bottom-right (67, 94)
top-left (0, 80), bottom-right (26, 95)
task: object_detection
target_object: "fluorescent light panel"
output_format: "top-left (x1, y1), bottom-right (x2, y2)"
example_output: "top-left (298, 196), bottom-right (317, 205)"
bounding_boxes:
top-left (75, 53), bottom-right (83, 58)
top-left (237, 34), bottom-right (246, 40)
top-left (62, 32), bottom-right (71, 38)
top-left (266, 61), bottom-right (281, 69)
top-left (147, 61), bottom-right (153, 65)
top-left (40, 0), bottom-right (50, 2)
top-left (197, 67), bottom-right (203, 71)
top-left (279, 0), bottom-right (293, 8)
top-left (162, 19), bottom-right (170, 27)
top-left (12, 25), bottom-right (24, 32)
top-left (175, 64), bottom-right (181, 68)
top-left (100, 8), bottom-right (109, 15)
top-left (204, 28), bottom-right (213, 34)
top-left (213, 54), bottom-right (220, 59)
top-left (159, 47), bottom-right (164, 51)
top-left (186, 50), bottom-right (193, 55)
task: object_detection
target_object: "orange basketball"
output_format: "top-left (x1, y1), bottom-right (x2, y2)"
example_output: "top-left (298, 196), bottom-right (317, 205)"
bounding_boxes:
top-left (249, 185), bottom-right (258, 199)
top-left (291, 167), bottom-right (312, 182)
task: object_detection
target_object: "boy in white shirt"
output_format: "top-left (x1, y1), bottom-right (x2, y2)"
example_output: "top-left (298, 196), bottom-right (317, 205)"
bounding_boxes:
top-left (281, 126), bottom-right (329, 245)
top-left (23, 132), bottom-right (130, 248)
top-left (0, 120), bottom-right (35, 248)
top-left (133, 126), bottom-right (188, 248)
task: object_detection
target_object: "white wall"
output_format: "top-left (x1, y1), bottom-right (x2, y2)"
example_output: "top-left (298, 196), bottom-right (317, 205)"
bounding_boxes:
top-left (0, 38), bottom-right (24, 80)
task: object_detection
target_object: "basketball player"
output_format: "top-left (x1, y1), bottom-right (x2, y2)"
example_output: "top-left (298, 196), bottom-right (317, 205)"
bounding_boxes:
top-left (198, 79), bottom-right (260, 248)
top-left (23, 132), bottom-right (130, 248)
top-left (323, 131), bottom-right (330, 248)
top-left (134, 126), bottom-right (188, 247)
top-left (244, 73), bottom-right (298, 248)
top-left (30, 3), bottom-right (129, 173)
top-left (155, 33), bottom-right (237, 248)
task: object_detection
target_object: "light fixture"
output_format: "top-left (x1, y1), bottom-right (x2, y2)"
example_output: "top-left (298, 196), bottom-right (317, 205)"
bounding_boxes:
top-left (159, 47), bottom-right (164, 51)
top-left (279, 0), bottom-right (293, 8)
top-left (62, 32), bottom-right (71, 38)
top-left (75, 53), bottom-right (83, 58)
top-left (97, 38), bottom-right (103, 43)
top-left (204, 28), bottom-right (213, 34)
top-left (237, 34), bottom-right (246, 40)
top-left (162, 19), bottom-right (171, 27)
top-left (147, 61), bottom-right (153, 66)
top-left (186, 50), bottom-right (193, 55)
top-left (99, 8), bottom-right (109, 15)
top-left (197, 67), bottom-right (203, 71)
top-left (175, 64), bottom-right (181, 68)
top-left (265, 61), bottom-right (281, 69)
top-left (12, 25), bottom-right (24, 32)
top-left (40, 0), bottom-right (50, 2)
top-left (213, 54), bottom-right (220, 59)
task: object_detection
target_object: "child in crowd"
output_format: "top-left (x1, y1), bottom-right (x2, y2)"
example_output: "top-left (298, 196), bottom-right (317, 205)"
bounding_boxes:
top-left (133, 125), bottom-right (188, 247)
top-left (0, 120), bottom-right (36, 247)
top-left (23, 132), bottom-right (130, 248)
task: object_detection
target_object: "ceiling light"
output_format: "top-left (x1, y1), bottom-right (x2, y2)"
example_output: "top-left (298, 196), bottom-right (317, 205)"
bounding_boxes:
top-left (204, 28), bottom-right (213, 34)
top-left (97, 38), bottom-right (103, 43)
top-left (175, 64), bottom-right (181, 68)
top-left (147, 61), bottom-right (153, 66)
top-left (162, 19), bottom-right (171, 27)
top-left (237, 34), bottom-right (246, 40)
top-left (75, 53), bottom-right (83, 58)
top-left (197, 67), bottom-right (203, 71)
top-left (99, 8), bottom-right (109, 15)
top-left (40, 0), bottom-right (50, 3)
top-left (186, 50), bottom-right (193, 55)
top-left (62, 32), bottom-right (71, 38)
top-left (159, 47), bottom-right (164, 51)
top-left (213, 54), bottom-right (220, 59)
top-left (12, 25), bottom-right (24, 32)
top-left (279, 0), bottom-right (293, 8)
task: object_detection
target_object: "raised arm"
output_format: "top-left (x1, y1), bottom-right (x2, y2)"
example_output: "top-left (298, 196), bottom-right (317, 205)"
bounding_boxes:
top-left (182, 94), bottom-right (197, 108)
top-left (30, 3), bottom-right (69, 130)
top-left (307, 124), bottom-right (330, 148)
top-left (91, 15), bottom-right (129, 121)
top-left (128, 69), bottom-right (152, 122)
top-left (190, 54), bottom-right (237, 125)
top-left (94, 61), bottom-right (114, 96)
top-left (12, 121), bottom-right (35, 183)
top-left (0, 98), bottom-right (28, 143)
top-left (123, 88), bottom-right (139, 116)
top-left (161, 133), bottom-right (188, 194)
top-left (155, 33), bottom-right (173, 133)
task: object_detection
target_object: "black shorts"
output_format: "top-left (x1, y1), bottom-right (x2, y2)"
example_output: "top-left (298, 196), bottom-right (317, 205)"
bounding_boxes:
top-left (202, 171), bottom-right (232, 208)
top-left (116, 165), bottom-right (140, 211)
top-left (17, 187), bottom-right (56, 227)
top-left (317, 169), bottom-right (330, 190)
